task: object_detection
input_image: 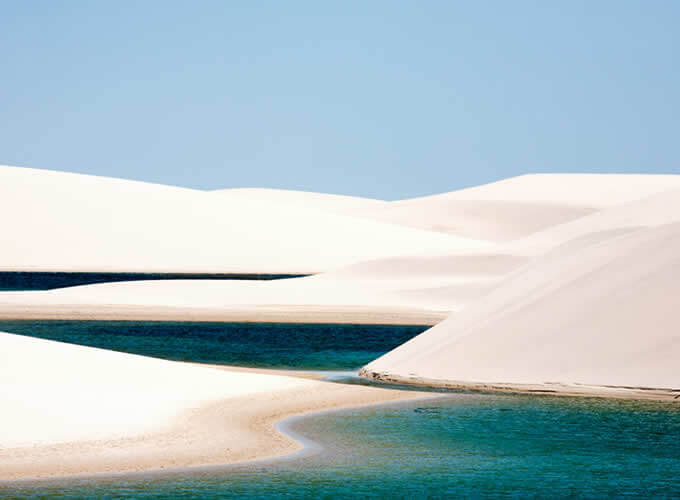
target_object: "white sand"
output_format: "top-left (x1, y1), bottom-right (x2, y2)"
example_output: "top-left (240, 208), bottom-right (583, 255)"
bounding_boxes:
top-left (0, 165), bottom-right (489, 274)
top-left (425, 173), bottom-right (680, 206)
top-left (505, 186), bottom-right (680, 255)
top-left (0, 331), bottom-right (312, 448)
top-left (0, 253), bottom-right (527, 322)
top-left (352, 198), bottom-right (596, 242)
top-left (361, 189), bottom-right (680, 395)
top-left (0, 332), bottom-right (428, 480)
top-left (4, 168), bottom-right (680, 332)
top-left (347, 173), bottom-right (680, 241)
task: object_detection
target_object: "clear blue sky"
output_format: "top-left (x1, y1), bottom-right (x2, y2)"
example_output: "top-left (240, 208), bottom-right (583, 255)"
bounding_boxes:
top-left (1, 1), bottom-right (678, 199)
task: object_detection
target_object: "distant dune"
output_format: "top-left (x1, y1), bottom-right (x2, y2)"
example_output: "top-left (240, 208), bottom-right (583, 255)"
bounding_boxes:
top-left (506, 186), bottom-right (680, 255)
top-left (348, 173), bottom-right (680, 241)
top-left (0, 165), bottom-right (488, 274)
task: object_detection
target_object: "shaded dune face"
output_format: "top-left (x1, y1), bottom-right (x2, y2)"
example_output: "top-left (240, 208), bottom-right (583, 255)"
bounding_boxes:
top-left (320, 254), bottom-right (529, 280)
top-left (361, 183), bottom-right (680, 393)
top-left (362, 221), bottom-right (680, 391)
top-left (506, 187), bottom-right (680, 256)
top-left (349, 173), bottom-right (680, 243)
top-left (352, 199), bottom-right (597, 242)
top-left (307, 254), bottom-right (531, 311)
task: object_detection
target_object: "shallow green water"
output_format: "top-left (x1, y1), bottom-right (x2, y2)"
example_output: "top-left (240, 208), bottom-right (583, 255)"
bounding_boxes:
top-left (0, 320), bottom-right (427, 370)
top-left (4, 395), bottom-right (679, 498)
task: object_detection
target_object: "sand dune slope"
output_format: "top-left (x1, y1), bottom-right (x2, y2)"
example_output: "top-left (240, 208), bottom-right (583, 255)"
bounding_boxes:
top-left (0, 331), bottom-right (311, 448)
top-left (436, 173), bottom-right (680, 206)
top-left (361, 221), bottom-right (680, 392)
top-left (309, 254), bottom-right (529, 310)
top-left (3, 168), bottom-right (679, 331)
top-left (507, 186), bottom-right (680, 255)
top-left (0, 332), bottom-right (426, 480)
top-left (0, 165), bottom-right (488, 274)
top-left (356, 198), bottom-right (595, 242)
top-left (352, 174), bottom-right (680, 241)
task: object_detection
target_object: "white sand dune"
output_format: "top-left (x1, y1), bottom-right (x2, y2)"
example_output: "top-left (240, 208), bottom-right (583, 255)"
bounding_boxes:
top-left (2, 168), bottom-right (679, 394)
top-left (506, 186), bottom-right (680, 255)
top-left (431, 173), bottom-right (680, 206)
top-left (0, 165), bottom-right (489, 274)
top-left (0, 331), bottom-right (311, 448)
top-left (0, 253), bottom-right (531, 323)
top-left (361, 219), bottom-right (680, 394)
top-left (308, 254), bottom-right (528, 311)
top-left (361, 183), bottom-right (680, 394)
top-left (321, 254), bottom-right (528, 281)
top-left (349, 174), bottom-right (680, 242)
top-left (0, 331), bottom-right (426, 480)
top-left (352, 198), bottom-right (595, 242)
top-left (5, 170), bottom-right (679, 327)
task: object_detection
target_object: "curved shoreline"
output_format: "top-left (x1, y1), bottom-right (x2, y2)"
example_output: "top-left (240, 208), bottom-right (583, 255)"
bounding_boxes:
top-left (358, 369), bottom-right (680, 402)
top-left (0, 373), bottom-right (431, 482)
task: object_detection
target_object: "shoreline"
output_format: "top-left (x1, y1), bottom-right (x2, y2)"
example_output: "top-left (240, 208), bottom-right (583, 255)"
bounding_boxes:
top-left (0, 304), bottom-right (445, 326)
top-left (1, 393), bottom-right (442, 488)
top-left (0, 370), bottom-right (432, 482)
top-left (196, 363), bottom-right (330, 380)
top-left (359, 369), bottom-right (680, 402)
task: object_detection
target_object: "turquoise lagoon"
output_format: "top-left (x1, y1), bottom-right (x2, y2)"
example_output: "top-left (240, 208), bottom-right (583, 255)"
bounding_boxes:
top-left (3, 395), bottom-right (679, 498)
top-left (1, 321), bottom-right (679, 498)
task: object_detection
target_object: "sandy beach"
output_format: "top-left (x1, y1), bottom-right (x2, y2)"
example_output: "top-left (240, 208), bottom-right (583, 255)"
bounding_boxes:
top-left (0, 332), bottom-right (430, 481)
top-left (1, 381), bottom-right (429, 482)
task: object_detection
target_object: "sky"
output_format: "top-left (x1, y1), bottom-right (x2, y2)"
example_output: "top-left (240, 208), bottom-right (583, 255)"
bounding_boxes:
top-left (1, 1), bottom-right (678, 199)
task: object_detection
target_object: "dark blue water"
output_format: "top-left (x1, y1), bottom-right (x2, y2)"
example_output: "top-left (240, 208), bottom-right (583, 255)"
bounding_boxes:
top-left (3, 395), bottom-right (679, 498)
top-left (0, 272), bottom-right (309, 291)
top-left (0, 320), bottom-right (428, 370)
